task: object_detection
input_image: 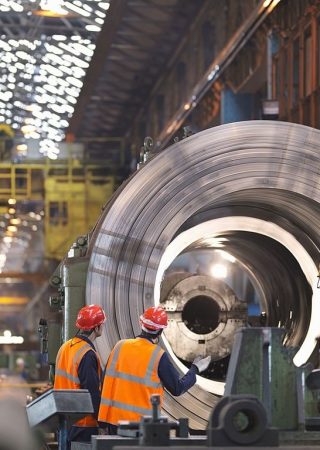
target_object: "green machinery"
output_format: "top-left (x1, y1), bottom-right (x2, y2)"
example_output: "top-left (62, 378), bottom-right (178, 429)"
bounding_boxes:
top-left (222, 327), bottom-right (320, 446)
top-left (38, 301), bottom-right (320, 448)
top-left (40, 234), bottom-right (91, 374)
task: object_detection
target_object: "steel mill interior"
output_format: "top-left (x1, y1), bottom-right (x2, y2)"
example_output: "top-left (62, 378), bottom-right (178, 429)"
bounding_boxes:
top-left (1, 1), bottom-right (320, 449)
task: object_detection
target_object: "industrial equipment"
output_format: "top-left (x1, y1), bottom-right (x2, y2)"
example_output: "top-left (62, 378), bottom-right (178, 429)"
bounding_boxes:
top-left (26, 388), bottom-right (94, 450)
top-left (44, 161), bottom-right (115, 260)
top-left (51, 327), bottom-right (320, 449)
top-left (161, 273), bottom-right (247, 363)
top-left (47, 120), bottom-right (320, 431)
top-left (0, 159), bottom-right (117, 260)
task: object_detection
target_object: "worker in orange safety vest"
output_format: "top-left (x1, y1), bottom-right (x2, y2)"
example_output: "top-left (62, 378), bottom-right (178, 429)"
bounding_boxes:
top-left (98, 305), bottom-right (211, 435)
top-left (54, 304), bottom-right (106, 448)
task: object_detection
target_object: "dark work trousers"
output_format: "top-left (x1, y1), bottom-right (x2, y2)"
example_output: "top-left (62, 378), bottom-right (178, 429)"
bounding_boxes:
top-left (106, 423), bottom-right (118, 435)
top-left (67, 425), bottom-right (99, 449)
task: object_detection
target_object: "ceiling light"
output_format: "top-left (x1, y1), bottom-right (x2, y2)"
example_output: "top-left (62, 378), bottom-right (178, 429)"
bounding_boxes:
top-left (30, 131), bottom-right (40, 139)
top-left (9, 1), bottom-right (23, 12)
top-left (52, 35), bottom-right (67, 41)
top-left (32, 0), bottom-right (69, 17)
top-left (16, 144), bottom-right (27, 152)
top-left (21, 124), bottom-right (36, 134)
top-left (0, 2), bottom-right (112, 157)
top-left (85, 25), bottom-right (101, 32)
top-left (64, 1), bottom-right (91, 17)
top-left (0, 335), bottom-right (24, 344)
top-left (10, 218), bottom-right (21, 225)
top-left (98, 2), bottom-right (110, 10)
top-left (95, 9), bottom-right (106, 18)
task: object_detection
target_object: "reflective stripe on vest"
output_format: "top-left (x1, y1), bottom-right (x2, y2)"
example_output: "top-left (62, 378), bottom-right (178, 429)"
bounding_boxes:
top-left (54, 338), bottom-right (101, 428)
top-left (54, 368), bottom-right (80, 384)
top-left (55, 342), bottom-right (92, 384)
top-left (105, 341), bottom-right (163, 389)
top-left (98, 338), bottom-right (164, 425)
top-left (100, 398), bottom-right (153, 416)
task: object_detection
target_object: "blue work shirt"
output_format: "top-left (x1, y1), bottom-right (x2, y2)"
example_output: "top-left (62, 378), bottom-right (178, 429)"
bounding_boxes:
top-left (139, 335), bottom-right (198, 396)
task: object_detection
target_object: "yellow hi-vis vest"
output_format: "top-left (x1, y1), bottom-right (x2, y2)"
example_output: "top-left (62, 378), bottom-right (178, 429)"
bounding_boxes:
top-left (54, 337), bottom-right (102, 428)
top-left (98, 338), bottom-right (164, 425)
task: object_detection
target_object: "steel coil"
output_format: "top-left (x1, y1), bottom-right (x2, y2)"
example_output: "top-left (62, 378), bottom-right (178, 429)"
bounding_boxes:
top-left (87, 120), bottom-right (320, 429)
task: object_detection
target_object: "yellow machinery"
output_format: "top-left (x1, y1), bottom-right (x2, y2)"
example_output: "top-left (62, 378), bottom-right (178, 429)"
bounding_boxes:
top-left (0, 163), bottom-right (44, 201)
top-left (0, 160), bottom-right (116, 260)
top-left (0, 163), bottom-right (43, 213)
top-left (44, 160), bottom-right (115, 260)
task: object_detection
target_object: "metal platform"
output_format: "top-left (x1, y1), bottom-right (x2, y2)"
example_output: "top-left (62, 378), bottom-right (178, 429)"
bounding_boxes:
top-left (26, 388), bottom-right (93, 430)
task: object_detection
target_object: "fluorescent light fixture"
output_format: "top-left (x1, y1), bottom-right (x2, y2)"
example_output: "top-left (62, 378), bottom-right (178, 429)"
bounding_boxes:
top-left (52, 35), bottom-right (67, 41)
top-left (99, 2), bottom-right (110, 10)
top-left (33, 0), bottom-right (69, 17)
top-left (64, 1), bottom-right (91, 17)
top-left (0, 336), bottom-right (24, 344)
top-left (85, 24), bottom-right (101, 32)
top-left (0, 1), bottom-right (112, 156)
top-left (16, 144), bottom-right (28, 152)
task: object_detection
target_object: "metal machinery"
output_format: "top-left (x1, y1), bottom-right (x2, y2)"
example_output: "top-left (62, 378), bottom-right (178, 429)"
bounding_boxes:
top-left (27, 389), bottom-right (94, 450)
top-left (45, 120), bottom-right (320, 444)
top-left (70, 327), bottom-right (320, 449)
top-left (32, 327), bottom-right (320, 449)
top-left (160, 273), bottom-right (247, 364)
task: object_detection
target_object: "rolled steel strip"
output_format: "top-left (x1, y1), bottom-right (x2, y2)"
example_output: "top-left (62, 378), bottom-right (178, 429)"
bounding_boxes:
top-left (87, 121), bottom-right (320, 429)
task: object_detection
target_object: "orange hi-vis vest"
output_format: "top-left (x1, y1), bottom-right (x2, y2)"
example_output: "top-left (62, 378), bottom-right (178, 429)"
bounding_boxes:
top-left (54, 337), bottom-right (102, 428)
top-left (98, 338), bottom-right (164, 425)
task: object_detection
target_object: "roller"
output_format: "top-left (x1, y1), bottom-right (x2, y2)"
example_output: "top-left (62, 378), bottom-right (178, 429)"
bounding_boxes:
top-left (86, 121), bottom-right (320, 429)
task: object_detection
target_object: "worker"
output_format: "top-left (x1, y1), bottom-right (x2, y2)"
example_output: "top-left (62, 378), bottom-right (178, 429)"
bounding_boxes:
top-left (98, 305), bottom-right (211, 434)
top-left (54, 304), bottom-right (106, 448)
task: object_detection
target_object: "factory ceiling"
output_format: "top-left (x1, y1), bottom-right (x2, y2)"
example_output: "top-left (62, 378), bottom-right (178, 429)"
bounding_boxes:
top-left (0, 0), bottom-right (206, 160)
top-left (0, 0), bottom-right (207, 325)
top-left (68, 0), bottom-right (206, 158)
top-left (0, 0), bottom-right (111, 159)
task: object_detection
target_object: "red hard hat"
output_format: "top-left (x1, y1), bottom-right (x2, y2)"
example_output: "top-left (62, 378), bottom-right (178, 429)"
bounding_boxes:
top-left (140, 306), bottom-right (168, 332)
top-left (76, 304), bottom-right (106, 330)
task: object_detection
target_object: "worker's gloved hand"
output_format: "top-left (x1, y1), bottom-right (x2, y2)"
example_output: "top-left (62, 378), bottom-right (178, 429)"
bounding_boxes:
top-left (192, 355), bottom-right (211, 373)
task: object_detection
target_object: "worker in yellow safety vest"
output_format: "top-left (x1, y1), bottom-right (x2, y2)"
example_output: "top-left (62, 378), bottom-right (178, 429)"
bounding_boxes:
top-left (54, 304), bottom-right (106, 448)
top-left (98, 305), bottom-right (211, 435)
